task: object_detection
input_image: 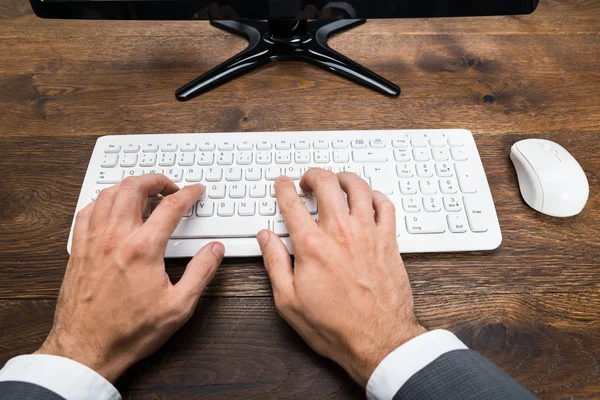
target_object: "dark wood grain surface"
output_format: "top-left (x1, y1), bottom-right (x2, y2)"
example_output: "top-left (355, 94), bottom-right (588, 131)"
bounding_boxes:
top-left (0, 0), bottom-right (599, 398)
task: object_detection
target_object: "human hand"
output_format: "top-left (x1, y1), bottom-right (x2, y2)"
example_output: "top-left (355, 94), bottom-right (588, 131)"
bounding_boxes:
top-left (36, 175), bottom-right (224, 383)
top-left (257, 170), bottom-right (427, 387)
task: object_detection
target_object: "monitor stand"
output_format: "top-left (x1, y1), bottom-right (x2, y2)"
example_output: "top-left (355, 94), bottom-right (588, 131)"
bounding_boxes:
top-left (175, 19), bottom-right (401, 101)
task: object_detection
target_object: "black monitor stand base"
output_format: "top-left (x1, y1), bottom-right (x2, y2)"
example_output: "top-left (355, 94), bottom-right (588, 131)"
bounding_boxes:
top-left (175, 19), bottom-right (401, 101)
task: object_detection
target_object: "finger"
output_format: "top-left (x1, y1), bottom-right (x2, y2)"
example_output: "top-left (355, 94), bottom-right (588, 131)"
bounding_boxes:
top-left (372, 190), bottom-right (397, 236)
top-left (320, 6), bottom-right (333, 19)
top-left (175, 242), bottom-right (224, 300)
top-left (90, 184), bottom-right (120, 232)
top-left (72, 202), bottom-right (95, 248)
top-left (257, 230), bottom-right (295, 301)
top-left (208, 2), bottom-right (222, 19)
top-left (109, 174), bottom-right (182, 227)
top-left (300, 168), bottom-right (347, 223)
top-left (275, 176), bottom-right (316, 238)
top-left (142, 184), bottom-right (205, 247)
top-left (336, 172), bottom-right (374, 222)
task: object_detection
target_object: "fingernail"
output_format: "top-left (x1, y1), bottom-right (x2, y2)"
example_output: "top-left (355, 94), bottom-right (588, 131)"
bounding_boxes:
top-left (212, 242), bottom-right (225, 258)
top-left (257, 230), bottom-right (270, 247)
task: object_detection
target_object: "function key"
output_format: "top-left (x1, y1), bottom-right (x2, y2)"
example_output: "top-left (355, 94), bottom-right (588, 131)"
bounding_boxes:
top-left (294, 140), bottom-right (310, 150)
top-left (218, 141), bottom-right (234, 151)
top-left (275, 140), bottom-right (291, 150)
top-left (392, 139), bottom-right (409, 148)
top-left (181, 142), bottom-right (197, 152)
top-left (142, 143), bottom-right (159, 153)
top-left (123, 144), bottom-right (140, 153)
top-left (370, 139), bottom-right (386, 148)
top-left (410, 137), bottom-right (428, 148)
top-left (332, 139), bottom-right (349, 149)
top-left (238, 141), bottom-right (253, 151)
top-left (161, 143), bottom-right (178, 152)
top-left (257, 141), bottom-right (272, 150)
top-left (351, 139), bottom-right (367, 149)
top-left (313, 140), bottom-right (329, 149)
top-left (199, 141), bottom-right (216, 151)
top-left (105, 144), bottom-right (121, 154)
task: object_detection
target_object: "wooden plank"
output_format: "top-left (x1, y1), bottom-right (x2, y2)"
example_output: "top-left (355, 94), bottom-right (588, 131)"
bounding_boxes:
top-left (0, 34), bottom-right (599, 138)
top-left (0, 294), bottom-right (598, 398)
top-left (1, 0), bottom-right (600, 37)
top-left (0, 132), bottom-right (597, 299)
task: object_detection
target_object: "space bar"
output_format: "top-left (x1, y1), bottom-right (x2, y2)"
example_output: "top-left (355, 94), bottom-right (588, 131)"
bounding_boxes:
top-left (171, 218), bottom-right (269, 239)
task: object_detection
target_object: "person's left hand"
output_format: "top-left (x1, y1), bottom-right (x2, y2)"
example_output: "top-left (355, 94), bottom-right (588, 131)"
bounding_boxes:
top-left (36, 174), bottom-right (225, 383)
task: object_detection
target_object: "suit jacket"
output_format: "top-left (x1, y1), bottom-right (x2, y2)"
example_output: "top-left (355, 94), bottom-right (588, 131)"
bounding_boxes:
top-left (0, 350), bottom-right (536, 400)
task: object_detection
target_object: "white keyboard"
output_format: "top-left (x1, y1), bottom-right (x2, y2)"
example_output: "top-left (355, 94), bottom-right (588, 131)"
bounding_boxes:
top-left (68, 130), bottom-right (502, 257)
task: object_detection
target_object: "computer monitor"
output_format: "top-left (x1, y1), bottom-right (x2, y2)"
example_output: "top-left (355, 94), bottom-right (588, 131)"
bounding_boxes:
top-left (30, 0), bottom-right (539, 101)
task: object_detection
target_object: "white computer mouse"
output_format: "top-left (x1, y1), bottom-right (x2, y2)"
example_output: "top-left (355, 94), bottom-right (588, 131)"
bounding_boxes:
top-left (510, 139), bottom-right (589, 217)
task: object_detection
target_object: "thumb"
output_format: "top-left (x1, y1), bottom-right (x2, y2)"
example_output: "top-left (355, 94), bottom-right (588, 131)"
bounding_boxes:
top-left (257, 230), bottom-right (294, 299)
top-left (176, 241), bottom-right (225, 299)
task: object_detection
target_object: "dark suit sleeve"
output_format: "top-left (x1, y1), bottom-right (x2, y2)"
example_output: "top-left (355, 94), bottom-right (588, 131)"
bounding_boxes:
top-left (0, 381), bottom-right (66, 400)
top-left (393, 349), bottom-right (537, 400)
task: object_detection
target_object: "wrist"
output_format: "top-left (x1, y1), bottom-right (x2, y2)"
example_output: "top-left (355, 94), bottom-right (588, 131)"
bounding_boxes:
top-left (35, 332), bottom-right (128, 383)
top-left (347, 321), bottom-right (428, 387)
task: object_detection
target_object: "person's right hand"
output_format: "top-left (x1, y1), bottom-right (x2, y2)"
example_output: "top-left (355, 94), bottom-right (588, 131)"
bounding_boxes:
top-left (256, 169), bottom-right (427, 387)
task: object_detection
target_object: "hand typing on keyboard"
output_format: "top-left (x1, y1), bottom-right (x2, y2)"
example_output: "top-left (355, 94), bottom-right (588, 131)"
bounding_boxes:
top-left (257, 169), bottom-right (427, 387)
top-left (36, 174), bottom-right (225, 383)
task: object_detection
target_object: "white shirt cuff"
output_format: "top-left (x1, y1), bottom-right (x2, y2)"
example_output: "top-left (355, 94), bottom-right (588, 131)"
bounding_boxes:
top-left (0, 354), bottom-right (121, 400)
top-left (366, 329), bottom-right (467, 400)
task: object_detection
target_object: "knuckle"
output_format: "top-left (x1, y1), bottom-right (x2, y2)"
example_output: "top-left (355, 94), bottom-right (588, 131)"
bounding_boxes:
top-left (161, 194), bottom-right (185, 211)
top-left (316, 169), bottom-right (337, 183)
top-left (300, 232), bottom-right (322, 250)
top-left (274, 292), bottom-right (295, 314)
top-left (121, 176), bottom-right (139, 188)
top-left (351, 178), bottom-right (371, 193)
top-left (280, 195), bottom-right (304, 211)
top-left (76, 206), bottom-right (92, 220)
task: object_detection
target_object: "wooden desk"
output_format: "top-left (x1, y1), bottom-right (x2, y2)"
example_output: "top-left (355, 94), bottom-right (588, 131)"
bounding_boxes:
top-left (0, 0), bottom-right (598, 397)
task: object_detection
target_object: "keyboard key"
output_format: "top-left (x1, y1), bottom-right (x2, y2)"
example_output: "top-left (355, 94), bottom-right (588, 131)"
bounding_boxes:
top-left (265, 167), bottom-right (281, 180)
top-left (172, 216), bottom-right (268, 238)
top-left (205, 167), bottom-right (223, 182)
top-left (439, 179), bottom-right (458, 194)
top-left (237, 152), bottom-right (253, 165)
top-left (161, 143), bottom-right (177, 152)
top-left (416, 163), bottom-right (433, 177)
top-left (352, 150), bottom-right (387, 163)
top-left (163, 168), bottom-right (183, 183)
top-left (464, 196), bottom-right (488, 232)
top-left (314, 150), bottom-right (330, 163)
top-left (344, 165), bottom-right (361, 176)
top-left (314, 140), bottom-right (329, 149)
top-left (105, 144), bottom-right (121, 154)
top-left (429, 137), bottom-right (446, 147)
top-left (295, 151), bottom-right (310, 164)
top-left (451, 148), bottom-right (468, 161)
top-left (351, 139), bottom-right (367, 149)
top-left (394, 149), bottom-right (410, 162)
top-left (217, 152), bottom-right (234, 165)
top-left (419, 179), bottom-right (438, 194)
top-left (250, 183), bottom-right (267, 198)
top-left (272, 217), bottom-right (288, 236)
top-left (208, 184), bottom-right (226, 199)
top-left (245, 167), bottom-right (262, 181)
top-left (238, 201), bottom-right (256, 216)
top-left (142, 143), bottom-right (159, 153)
top-left (259, 200), bottom-right (276, 216)
top-left (199, 141), bottom-right (215, 151)
top-left (276, 152), bottom-right (292, 164)
top-left (96, 170), bottom-right (124, 184)
top-left (120, 154), bottom-right (137, 167)
top-left (454, 163), bottom-right (478, 193)
top-left (295, 140), bottom-right (310, 150)
top-left (303, 196), bottom-right (318, 214)
top-left (225, 167), bottom-right (243, 181)
top-left (256, 151), bottom-right (272, 165)
top-left (443, 196), bottom-right (462, 212)
top-left (405, 214), bottom-right (446, 234)
top-left (447, 214), bottom-right (468, 233)
top-left (396, 164), bottom-right (414, 178)
top-left (432, 148), bottom-right (450, 161)
top-left (124, 168), bottom-right (144, 178)
top-left (399, 180), bottom-right (417, 195)
top-left (370, 139), bottom-right (386, 148)
top-left (183, 206), bottom-right (194, 218)
top-left (123, 144), bottom-right (140, 153)
top-left (196, 201), bottom-right (214, 216)
top-left (238, 141), bottom-right (253, 151)
top-left (411, 137), bottom-right (428, 147)
top-left (197, 152), bottom-right (214, 166)
top-left (392, 138), bottom-right (408, 148)
top-left (139, 154), bottom-right (157, 167)
top-left (257, 141), bottom-right (272, 150)
top-left (101, 154), bottom-right (119, 168)
top-left (423, 196), bottom-right (441, 212)
top-left (229, 184), bottom-right (246, 198)
top-left (218, 141), bottom-right (234, 151)
top-left (332, 139), bottom-right (349, 149)
top-left (276, 140), bottom-right (291, 150)
top-left (333, 150), bottom-right (350, 163)
top-left (448, 138), bottom-right (464, 147)
top-left (217, 201), bottom-right (235, 216)
top-left (283, 166), bottom-right (302, 180)
top-left (294, 180), bottom-right (307, 197)
top-left (435, 163), bottom-right (453, 177)
top-left (178, 153), bottom-right (195, 166)
top-left (370, 176), bottom-right (394, 195)
top-left (402, 197), bottom-right (421, 213)
top-left (181, 142), bottom-right (196, 152)
top-left (159, 153), bottom-right (176, 167)
top-left (413, 149), bottom-right (430, 162)
top-left (185, 167), bottom-right (203, 182)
